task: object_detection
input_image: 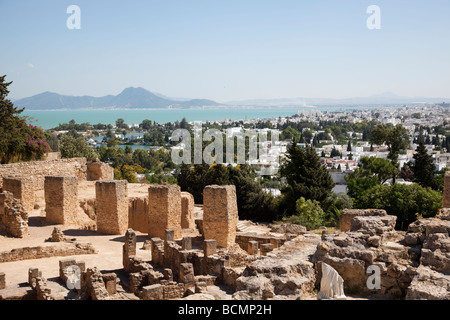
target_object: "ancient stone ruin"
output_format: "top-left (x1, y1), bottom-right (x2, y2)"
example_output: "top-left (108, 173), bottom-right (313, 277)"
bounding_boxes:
top-left (0, 157), bottom-right (449, 300)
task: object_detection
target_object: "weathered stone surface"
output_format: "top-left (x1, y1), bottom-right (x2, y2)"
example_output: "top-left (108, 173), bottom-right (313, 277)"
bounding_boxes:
top-left (406, 266), bottom-right (450, 300)
top-left (350, 215), bottom-right (397, 236)
top-left (2, 177), bottom-right (35, 212)
top-left (340, 209), bottom-right (387, 232)
top-left (0, 191), bottom-right (29, 238)
top-left (233, 236), bottom-right (318, 300)
top-left (128, 196), bottom-right (149, 233)
top-left (148, 185), bottom-right (182, 240)
top-left (86, 160), bottom-right (113, 181)
top-left (181, 192), bottom-right (195, 229)
top-left (95, 180), bottom-right (128, 235)
top-left (83, 267), bottom-right (110, 300)
top-left (203, 185), bottom-right (238, 249)
top-left (270, 223), bottom-right (307, 234)
top-left (0, 158), bottom-right (87, 192)
top-left (123, 228), bottom-right (137, 272)
top-left (44, 176), bottom-right (78, 225)
top-left (142, 284), bottom-right (164, 300)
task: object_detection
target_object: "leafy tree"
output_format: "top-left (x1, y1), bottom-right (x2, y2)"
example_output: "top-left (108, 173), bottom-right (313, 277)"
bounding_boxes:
top-left (59, 134), bottom-right (98, 161)
top-left (282, 197), bottom-right (326, 230)
top-left (330, 147), bottom-right (341, 158)
top-left (371, 124), bottom-right (410, 165)
top-left (347, 140), bottom-right (352, 152)
top-left (279, 139), bottom-right (335, 216)
top-left (0, 75), bottom-right (50, 163)
top-left (356, 183), bottom-right (442, 230)
top-left (411, 138), bottom-right (438, 189)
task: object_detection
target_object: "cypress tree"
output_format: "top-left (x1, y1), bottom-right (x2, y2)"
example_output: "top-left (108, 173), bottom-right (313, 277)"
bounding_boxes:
top-left (412, 137), bottom-right (438, 190)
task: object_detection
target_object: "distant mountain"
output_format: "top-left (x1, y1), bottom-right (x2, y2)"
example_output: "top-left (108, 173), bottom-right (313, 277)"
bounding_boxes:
top-left (226, 92), bottom-right (449, 106)
top-left (14, 87), bottom-right (223, 110)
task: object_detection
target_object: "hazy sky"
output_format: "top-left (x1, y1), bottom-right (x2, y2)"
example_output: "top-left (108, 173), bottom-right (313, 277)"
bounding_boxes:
top-left (1, 0), bottom-right (449, 102)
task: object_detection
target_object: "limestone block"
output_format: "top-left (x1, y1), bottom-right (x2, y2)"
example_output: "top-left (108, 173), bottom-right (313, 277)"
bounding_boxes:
top-left (203, 185), bottom-right (238, 248)
top-left (95, 180), bottom-right (128, 235)
top-left (181, 192), bottom-right (195, 229)
top-left (340, 209), bottom-right (387, 232)
top-left (142, 284), bottom-right (164, 300)
top-left (148, 185), bottom-right (182, 240)
top-left (44, 176), bottom-right (78, 225)
top-left (203, 239), bottom-right (217, 257)
top-left (87, 160), bottom-right (113, 181)
top-left (247, 241), bottom-right (259, 255)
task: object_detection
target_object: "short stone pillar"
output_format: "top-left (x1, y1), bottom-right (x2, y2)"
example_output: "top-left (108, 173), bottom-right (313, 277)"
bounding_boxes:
top-left (443, 171), bottom-right (450, 208)
top-left (247, 241), bottom-right (259, 255)
top-left (95, 180), bottom-right (128, 235)
top-left (102, 273), bottom-right (117, 295)
top-left (150, 237), bottom-right (164, 265)
top-left (44, 176), bottom-right (78, 225)
top-left (2, 177), bottom-right (34, 212)
top-left (203, 239), bottom-right (217, 257)
top-left (182, 237), bottom-right (192, 250)
top-left (123, 229), bottom-right (137, 272)
top-left (0, 272), bottom-right (6, 290)
top-left (203, 185), bottom-right (238, 248)
top-left (28, 268), bottom-right (42, 289)
top-left (181, 192), bottom-right (195, 229)
top-left (148, 185), bottom-right (182, 240)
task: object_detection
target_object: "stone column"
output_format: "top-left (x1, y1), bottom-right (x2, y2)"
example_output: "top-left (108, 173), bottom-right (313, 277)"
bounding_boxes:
top-left (123, 228), bottom-right (136, 272)
top-left (443, 171), bottom-right (450, 208)
top-left (181, 192), bottom-right (195, 229)
top-left (44, 176), bottom-right (78, 225)
top-left (203, 185), bottom-right (238, 248)
top-left (148, 185), bottom-right (182, 240)
top-left (2, 177), bottom-right (34, 212)
top-left (95, 180), bottom-right (128, 235)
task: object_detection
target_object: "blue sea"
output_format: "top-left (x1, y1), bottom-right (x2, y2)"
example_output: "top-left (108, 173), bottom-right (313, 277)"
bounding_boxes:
top-left (22, 106), bottom-right (374, 130)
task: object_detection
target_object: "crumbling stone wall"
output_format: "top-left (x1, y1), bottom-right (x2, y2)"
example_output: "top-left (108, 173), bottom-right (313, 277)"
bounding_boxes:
top-left (0, 191), bottom-right (29, 238)
top-left (148, 185), bottom-right (182, 240)
top-left (0, 242), bottom-right (96, 263)
top-left (87, 160), bottom-right (114, 181)
top-left (0, 158), bottom-right (88, 192)
top-left (203, 185), bottom-right (238, 249)
top-left (2, 177), bottom-right (35, 212)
